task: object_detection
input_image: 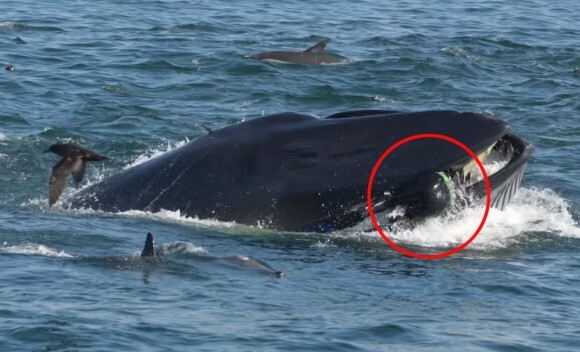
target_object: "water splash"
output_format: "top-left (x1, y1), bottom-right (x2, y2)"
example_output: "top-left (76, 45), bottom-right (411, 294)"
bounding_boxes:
top-left (123, 138), bottom-right (190, 169)
top-left (0, 243), bottom-right (73, 258)
top-left (358, 187), bottom-right (580, 250)
top-left (154, 241), bottom-right (207, 257)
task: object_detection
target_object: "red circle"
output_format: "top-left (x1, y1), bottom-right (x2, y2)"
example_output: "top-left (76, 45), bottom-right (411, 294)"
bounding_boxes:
top-left (366, 133), bottom-right (491, 260)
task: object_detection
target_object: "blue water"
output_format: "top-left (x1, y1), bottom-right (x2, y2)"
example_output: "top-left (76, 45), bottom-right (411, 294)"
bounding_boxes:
top-left (2, 0), bottom-right (580, 350)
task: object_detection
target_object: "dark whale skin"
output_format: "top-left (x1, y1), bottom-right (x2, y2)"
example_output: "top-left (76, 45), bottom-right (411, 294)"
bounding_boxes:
top-left (70, 110), bottom-right (510, 231)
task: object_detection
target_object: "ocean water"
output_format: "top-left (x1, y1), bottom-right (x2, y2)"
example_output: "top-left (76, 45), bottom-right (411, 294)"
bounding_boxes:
top-left (1, 0), bottom-right (580, 350)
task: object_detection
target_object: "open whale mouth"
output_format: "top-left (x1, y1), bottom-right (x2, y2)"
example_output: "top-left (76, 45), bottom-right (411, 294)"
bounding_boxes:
top-left (301, 132), bottom-right (534, 233)
top-left (373, 132), bottom-right (534, 229)
top-left (462, 133), bottom-right (533, 210)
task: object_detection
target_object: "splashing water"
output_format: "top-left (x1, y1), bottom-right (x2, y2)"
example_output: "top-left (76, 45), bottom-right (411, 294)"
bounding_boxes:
top-left (124, 138), bottom-right (191, 169)
top-left (365, 187), bottom-right (580, 250)
top-left (0, 243), bottom-right (73, 258)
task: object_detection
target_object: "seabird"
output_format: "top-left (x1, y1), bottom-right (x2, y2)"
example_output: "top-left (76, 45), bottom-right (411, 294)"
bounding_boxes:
top-left (44, 143), bottom-right (109, 206)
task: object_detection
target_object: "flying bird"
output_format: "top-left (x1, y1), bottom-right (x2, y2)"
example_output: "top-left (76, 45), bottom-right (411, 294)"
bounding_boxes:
top-left (44, 143), bottom-right (109, 206)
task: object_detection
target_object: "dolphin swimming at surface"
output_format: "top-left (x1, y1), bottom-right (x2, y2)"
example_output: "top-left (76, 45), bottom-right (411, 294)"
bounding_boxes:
top-left (249, 38), bottom-right (343, 65)
top-left (140, 232), bottom-right (284, 277)
top-left (142, 232), bottom-right (156, 257)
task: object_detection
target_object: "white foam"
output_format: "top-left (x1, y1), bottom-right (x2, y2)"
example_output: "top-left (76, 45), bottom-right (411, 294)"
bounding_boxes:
top-left (483, 188), bottom-right (580, 239)
top-left (1, 243), bottom-right (73, 258)
top-left (0, 21), bottom-right (17, 29)
top-left (157, 241), bottom-right (207, 256)
top-left (441, 47), bottom-right (481, 60)
top-left (359, 187), bottom-right (580, 250)
top-left (320, 59), bottom-right (350, 66)
top-left (124, 138), bottom-right (190, 169)
top-left (0, 132), bottom-right (22, 142)
top-left (53, 205), bottom-right (275, 236)
top-left (121, 208), bottom-right (238, 228)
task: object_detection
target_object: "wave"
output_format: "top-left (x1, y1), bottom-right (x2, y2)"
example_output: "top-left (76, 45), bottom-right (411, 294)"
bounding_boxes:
top-left (0, 131), bottom-right (23, 143)
top-left (103, 83), bottom-right (136, 97)
top-left (0, 243), bottom-right (73, 258)
top-left (441, 47), bottom-right (482, 61)
top-left (342, 187), bottom-right (580, 252)
top-left (0, 21), bottom-right (64, 32)
top-left (154, 241), bottom-right (207, 257)
top-left (451, 36), bottom-right (534, 50)
top-left (150, 21), bottom-right (230, 34)
top-left (126, 59), bottom-right (199, 73)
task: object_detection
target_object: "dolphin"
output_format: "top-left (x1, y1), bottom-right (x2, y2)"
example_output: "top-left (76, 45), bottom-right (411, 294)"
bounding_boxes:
top-left (67, 110), bottom-right (533, 232)
top-left (140, 232), bottom-right (284, 277)
top-left (250, 38), bottom-right (343, 65)
top-left (44, 143), bottom-right (109, 206)
top-left (141, 232), bottom-right (156, 257)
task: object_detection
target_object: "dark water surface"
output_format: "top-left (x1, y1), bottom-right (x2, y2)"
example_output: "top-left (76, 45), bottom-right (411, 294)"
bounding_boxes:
top-left (1, 0), bottom-right (580, 351)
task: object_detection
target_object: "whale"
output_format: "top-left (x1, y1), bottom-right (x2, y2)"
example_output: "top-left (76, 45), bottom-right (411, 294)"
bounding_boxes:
top-left (68, 110), bottom-right (533, 232)
top-left (249, 38), bottom-right (343, 65)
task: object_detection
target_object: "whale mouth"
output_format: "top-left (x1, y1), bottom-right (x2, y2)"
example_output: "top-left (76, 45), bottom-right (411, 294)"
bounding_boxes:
top-left (382, 132), bottom-right (534, 225)
top-left (300, 132), bottom-right (533, 233)
top-left (463, 133), bottom-right (533, 210)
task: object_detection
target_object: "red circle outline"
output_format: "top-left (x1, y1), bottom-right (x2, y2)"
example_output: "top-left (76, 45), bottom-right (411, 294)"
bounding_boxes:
top-left (366, 133), bottom-right (491, 260)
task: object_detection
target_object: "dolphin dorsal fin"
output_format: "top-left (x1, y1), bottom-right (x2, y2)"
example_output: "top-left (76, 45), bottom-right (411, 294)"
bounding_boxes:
top-left (304, 39), bottom-right (330, 54)
top-left (141, 232), bottom-right (156, 257)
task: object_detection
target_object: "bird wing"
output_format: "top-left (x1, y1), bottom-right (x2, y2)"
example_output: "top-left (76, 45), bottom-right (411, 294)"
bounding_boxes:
top-left (70, 159), bottom-right (86, 184)
top-left (48, 157), bottom-right (78, 206)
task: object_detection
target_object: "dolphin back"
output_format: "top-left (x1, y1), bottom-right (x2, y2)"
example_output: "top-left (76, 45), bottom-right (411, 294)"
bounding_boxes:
top-left (250, 39), bottom-right (342, 65)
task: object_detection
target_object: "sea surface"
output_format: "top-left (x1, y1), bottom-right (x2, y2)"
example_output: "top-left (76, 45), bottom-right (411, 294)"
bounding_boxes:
top-left (1, 0), bottom-right (580, 351)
